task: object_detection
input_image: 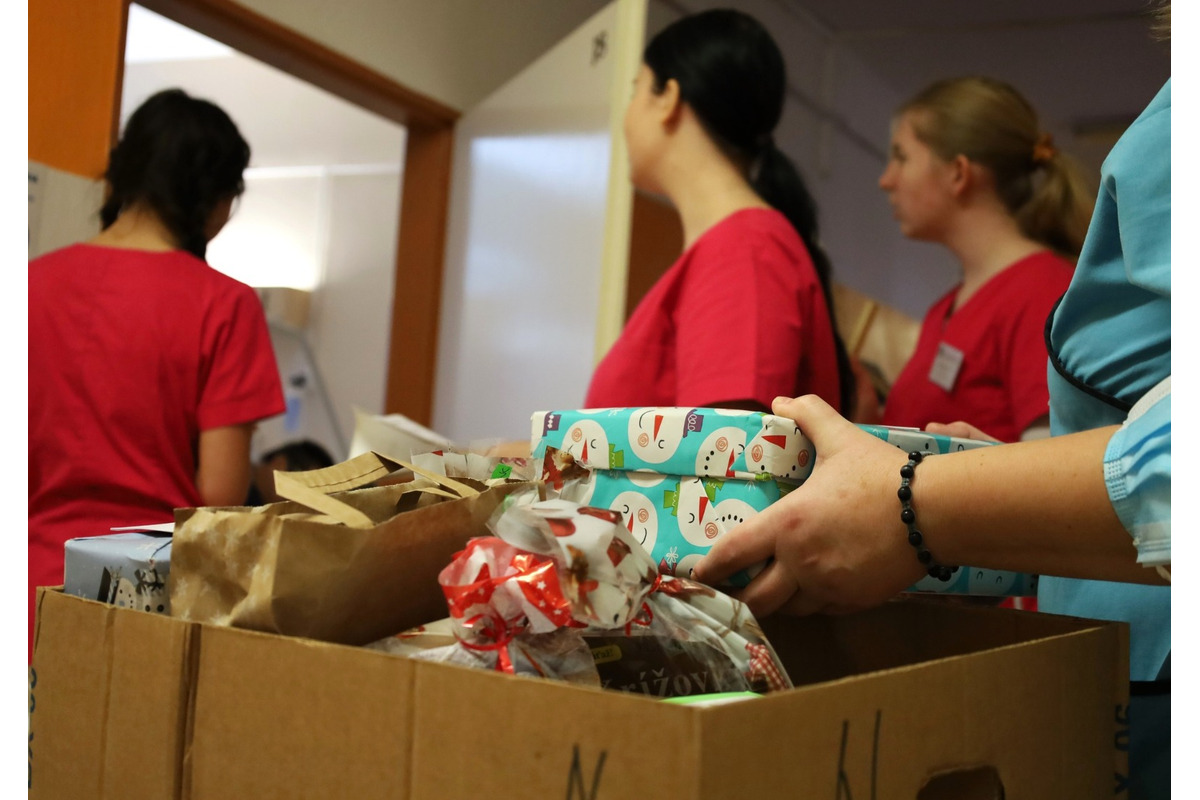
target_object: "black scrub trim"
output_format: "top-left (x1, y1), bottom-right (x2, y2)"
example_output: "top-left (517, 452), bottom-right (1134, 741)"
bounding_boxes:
top-left (1130, 680), bottom-right (1171, 696)
top-left (1044, 295), bottom-right (1133, 414)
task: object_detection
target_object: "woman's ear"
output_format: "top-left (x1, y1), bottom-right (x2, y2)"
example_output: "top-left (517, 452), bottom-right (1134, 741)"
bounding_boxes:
top-left (204, 195), bottom-right (237, 242)
top-left (948, 154), bottom-right (974, 199)
top-left (657, 77), bottom-right (684, 126)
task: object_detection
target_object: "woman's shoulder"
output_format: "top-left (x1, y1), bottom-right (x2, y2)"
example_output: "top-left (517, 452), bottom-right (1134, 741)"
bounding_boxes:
top-left (29, 242), bottom-right (92, 268)
top-left (1003, 250), bottom-right (1075, 285)
top-left (32, 243), bottom-right (256, 296)
top-left (695, 207), bottom-right (808, 261)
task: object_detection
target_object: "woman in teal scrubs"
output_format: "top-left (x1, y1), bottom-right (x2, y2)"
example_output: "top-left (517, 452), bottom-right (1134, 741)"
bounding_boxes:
top-left (696, 78), bottom-right (1171, 798)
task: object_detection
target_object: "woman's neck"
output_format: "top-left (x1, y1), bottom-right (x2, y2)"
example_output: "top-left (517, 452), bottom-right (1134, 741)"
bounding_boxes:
top-left (89, 204), bottom-right (179, 252)
top-left (942, 207), bottom-right (1045, 310)
top-left (656, 134), bottom-right (770, 250)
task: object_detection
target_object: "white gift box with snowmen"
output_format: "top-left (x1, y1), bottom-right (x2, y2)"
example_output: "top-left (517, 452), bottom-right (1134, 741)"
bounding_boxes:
top-left (532, 407), bottom-right (816, 484)
top-left (532, 408), bottom-right (806, 587)
top-left (531, 408), bottom-right (1037, 597)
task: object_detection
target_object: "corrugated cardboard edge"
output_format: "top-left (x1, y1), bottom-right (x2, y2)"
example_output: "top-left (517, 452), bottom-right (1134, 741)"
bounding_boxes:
top-left (178, 621), bottom-right (202, 800)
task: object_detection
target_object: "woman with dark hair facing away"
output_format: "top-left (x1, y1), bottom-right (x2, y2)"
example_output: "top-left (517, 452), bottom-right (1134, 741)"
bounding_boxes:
top-left (873, 77), bottom-right (1096, 443)
top-left (29, 89), bottom-right (285, 657)
top-left (583, 8), bottom-right (854, 415)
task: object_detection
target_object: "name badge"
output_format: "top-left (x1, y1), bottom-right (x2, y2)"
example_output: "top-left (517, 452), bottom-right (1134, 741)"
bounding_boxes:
top-left (928, 342), bottom-right (964, 392)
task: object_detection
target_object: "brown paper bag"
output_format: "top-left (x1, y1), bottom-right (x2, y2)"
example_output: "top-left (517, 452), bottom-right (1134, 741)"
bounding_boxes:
top-left (169, 451), bottom-right (537, 645)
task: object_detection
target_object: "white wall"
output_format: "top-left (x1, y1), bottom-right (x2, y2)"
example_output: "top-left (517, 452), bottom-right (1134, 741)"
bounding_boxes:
top-left (230, 0), bottom-right (610, 112)
top-left (225, 167), bottom-right (402, 461)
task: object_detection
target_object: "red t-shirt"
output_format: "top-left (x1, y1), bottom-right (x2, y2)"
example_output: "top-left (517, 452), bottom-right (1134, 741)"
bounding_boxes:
top-left (29, 244), bottom-right (285, 649)
top-left (882, 251), bottom-right (1074, 443)
top-left (584, 208), bottom-right (842, 411)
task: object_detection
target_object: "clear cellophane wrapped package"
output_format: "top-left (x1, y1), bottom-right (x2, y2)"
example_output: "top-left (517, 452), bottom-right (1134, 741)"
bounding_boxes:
top-left (368, 489), bottom-right (792, 698)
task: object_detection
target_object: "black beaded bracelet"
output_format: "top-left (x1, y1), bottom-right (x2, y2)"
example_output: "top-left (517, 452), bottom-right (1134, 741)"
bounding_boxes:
top-left (897, 450), bottom-right (958, 582)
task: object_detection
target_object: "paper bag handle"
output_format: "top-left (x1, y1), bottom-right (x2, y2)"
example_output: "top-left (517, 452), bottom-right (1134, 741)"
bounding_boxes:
top-left (272, 450), bottom-right (480, 529)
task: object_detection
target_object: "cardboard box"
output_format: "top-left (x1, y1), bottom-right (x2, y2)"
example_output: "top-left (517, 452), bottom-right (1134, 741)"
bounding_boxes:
top-left (30, 587), bottom-right (1128, 799)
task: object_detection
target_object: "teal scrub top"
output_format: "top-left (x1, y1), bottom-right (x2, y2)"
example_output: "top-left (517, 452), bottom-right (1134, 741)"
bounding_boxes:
top-left (1041, 78), bottom-right (1170, 799)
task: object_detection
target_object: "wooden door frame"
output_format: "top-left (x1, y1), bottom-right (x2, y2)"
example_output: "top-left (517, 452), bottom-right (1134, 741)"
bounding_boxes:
top-left (125, 0), bottom-right (459, 426)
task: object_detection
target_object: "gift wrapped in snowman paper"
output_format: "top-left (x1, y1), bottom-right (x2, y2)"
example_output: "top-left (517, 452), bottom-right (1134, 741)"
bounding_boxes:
top-left (531, 408), bottom-right (1037, 598)
top-left (368, 490), bottom-right (792, 698)
top-left (532, 408), bottom-right (814, 587)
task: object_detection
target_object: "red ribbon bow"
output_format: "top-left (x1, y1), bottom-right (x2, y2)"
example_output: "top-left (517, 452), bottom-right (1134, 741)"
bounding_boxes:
top-left (440, 539), bottom-right (578, 673)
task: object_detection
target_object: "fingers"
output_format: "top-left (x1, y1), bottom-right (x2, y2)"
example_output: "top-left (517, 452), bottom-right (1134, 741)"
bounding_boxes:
top-left (925, 420), bottom-right (997, 443)
top-left (771, 394), bottom-right (858, 452)
top-left (776, 590), bottom-right (829, 617)
top-left (692, 499), bottom-right (790, 586)
top-left (727, 559), bottom-right (800, 619)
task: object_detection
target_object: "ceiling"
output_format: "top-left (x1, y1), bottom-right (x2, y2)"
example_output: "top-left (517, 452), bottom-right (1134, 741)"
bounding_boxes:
top-left (123, 6), bottom-right (406, 169)
top-left (776, 0), bottom-right (1170, 169)
top-left (124, 1), bottom-right (1170, 180)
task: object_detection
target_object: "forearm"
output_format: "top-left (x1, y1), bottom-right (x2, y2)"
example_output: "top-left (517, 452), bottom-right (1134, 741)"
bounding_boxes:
top-left (915, 426), bottom-right (1163, 584)
top-left (195, 424), bottom-right (254, 506)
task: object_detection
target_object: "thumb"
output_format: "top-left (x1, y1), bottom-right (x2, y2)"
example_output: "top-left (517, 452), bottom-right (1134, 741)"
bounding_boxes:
top-left (771, 394), bottom-right (855, 451)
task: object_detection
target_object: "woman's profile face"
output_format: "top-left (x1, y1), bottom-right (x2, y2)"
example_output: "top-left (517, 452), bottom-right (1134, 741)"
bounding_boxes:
top-left (623, 64), bottom-right (665, 193)
top-left (878, 112), bottom-right (956, 243)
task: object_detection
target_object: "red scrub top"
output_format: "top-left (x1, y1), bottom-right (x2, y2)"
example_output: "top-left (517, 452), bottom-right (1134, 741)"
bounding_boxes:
top-left (882, 251), bottom-right (1074, 443)
top-left (585, 208), bottom-right (842, 412)
top-left (28, 244), bottom-right (285, 657)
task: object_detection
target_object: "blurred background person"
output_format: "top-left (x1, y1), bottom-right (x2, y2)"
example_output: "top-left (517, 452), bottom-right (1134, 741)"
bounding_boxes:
top-left (583, 8), bottom-right (855, 416)
top-left (873, 76), bottom-right (1095, 444)
top-left (29, 88), bottom-right (285, 658)
top-left (246, 439), bottom-right (336, 505)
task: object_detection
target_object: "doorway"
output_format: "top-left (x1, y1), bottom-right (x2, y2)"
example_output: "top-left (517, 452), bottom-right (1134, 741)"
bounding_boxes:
top-left (123, 4), bottom-right (408, 461)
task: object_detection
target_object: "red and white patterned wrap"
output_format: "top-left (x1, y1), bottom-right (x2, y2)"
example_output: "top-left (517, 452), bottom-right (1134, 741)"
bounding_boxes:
top-left (376, 490), bottom-right (793, 695)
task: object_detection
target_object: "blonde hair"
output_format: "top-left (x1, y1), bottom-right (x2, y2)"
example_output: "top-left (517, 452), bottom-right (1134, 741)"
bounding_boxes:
top-left (1151, 1), bottom-right (1170, 41)
top-left (900, 77), bottom-right (1095, 258)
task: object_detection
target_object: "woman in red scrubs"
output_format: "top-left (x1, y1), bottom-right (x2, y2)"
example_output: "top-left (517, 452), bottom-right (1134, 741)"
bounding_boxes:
top-left (874, 77), bottom-right (1095, 444)
top-left (584, 9), bottom-right (853, 415)
top-left (29, 90), bottom-right (285, 659)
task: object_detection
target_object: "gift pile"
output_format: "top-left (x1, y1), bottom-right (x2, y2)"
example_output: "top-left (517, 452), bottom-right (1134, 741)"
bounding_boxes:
top-left (369, 490), bottom-right (793, 698)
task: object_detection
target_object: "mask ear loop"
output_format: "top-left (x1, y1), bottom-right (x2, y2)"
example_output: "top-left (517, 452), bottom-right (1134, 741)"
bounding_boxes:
top-left (1155, 565), bottom-right (1171, 582)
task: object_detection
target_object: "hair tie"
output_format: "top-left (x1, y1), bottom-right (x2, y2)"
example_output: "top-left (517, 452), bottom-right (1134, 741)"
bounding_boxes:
top-left (1031, 132), bottom-right (1056, 166)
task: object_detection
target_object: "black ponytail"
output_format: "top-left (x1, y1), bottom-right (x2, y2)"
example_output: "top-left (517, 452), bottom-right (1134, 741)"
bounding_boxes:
top-left (101, 88), bottom-right (250, 260)
top-left (753, 144), bottom-right (854, 413)
top-left (644, 10), bottom-right (855, 412)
